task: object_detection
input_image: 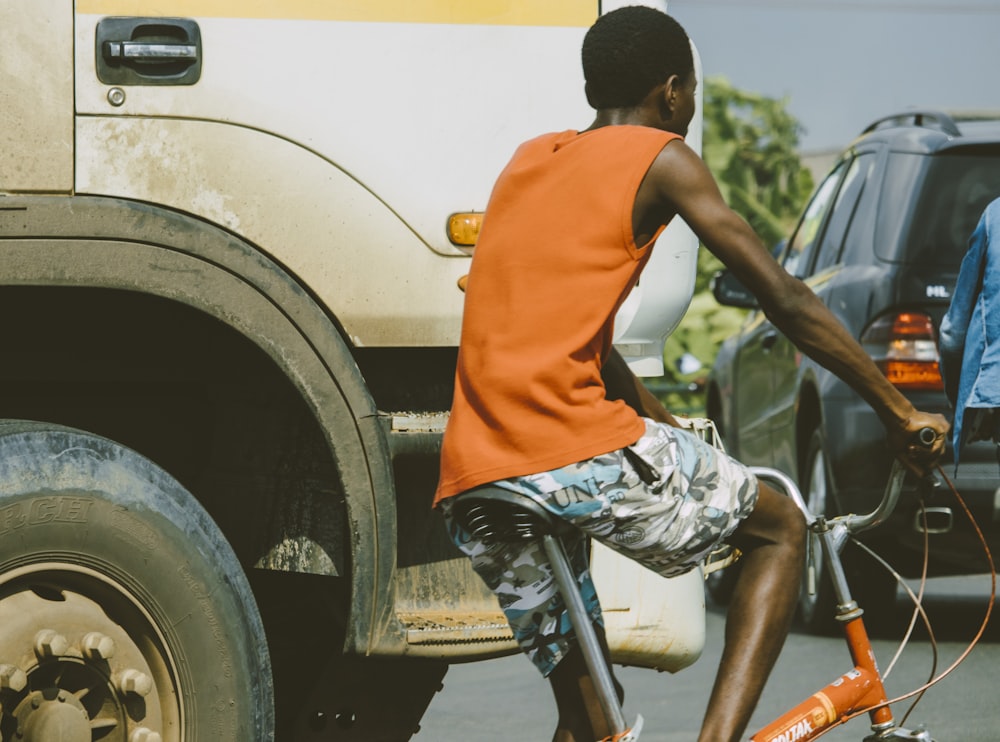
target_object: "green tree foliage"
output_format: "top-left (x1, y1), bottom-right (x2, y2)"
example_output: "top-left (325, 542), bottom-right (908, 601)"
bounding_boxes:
top-left (703, 76), bottom-right (815, 248)
top-left (653, 76), bottom-right (815, 415)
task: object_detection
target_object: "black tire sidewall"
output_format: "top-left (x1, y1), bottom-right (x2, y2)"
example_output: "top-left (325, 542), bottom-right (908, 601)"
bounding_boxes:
top-left (0, 423), bottom-right (273, 741)
top-left (798, 428), bottom-right (837, 633)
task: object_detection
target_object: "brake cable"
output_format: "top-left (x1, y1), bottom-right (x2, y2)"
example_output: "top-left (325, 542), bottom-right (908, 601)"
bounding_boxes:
top-left (856, 500), bottom-right (936, 683)
top-left (896, 500), bottom-right (938, 726)
top-left (816, 464), bottom-right (1000, 738)
top-left (829, 464), bottom-right (995, 733)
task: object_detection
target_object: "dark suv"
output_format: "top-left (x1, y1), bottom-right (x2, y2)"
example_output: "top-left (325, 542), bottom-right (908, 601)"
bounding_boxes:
top-left (707, 110), bottom-right (1000, 631)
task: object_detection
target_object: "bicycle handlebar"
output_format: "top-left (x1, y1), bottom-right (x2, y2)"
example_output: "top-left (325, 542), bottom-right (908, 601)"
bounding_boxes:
top-left (751, 427), bottom-right (938, 537)
top-left (839, 460), bottom-right (907, 535)
top-left (917, 426), bottom-right (937, 446)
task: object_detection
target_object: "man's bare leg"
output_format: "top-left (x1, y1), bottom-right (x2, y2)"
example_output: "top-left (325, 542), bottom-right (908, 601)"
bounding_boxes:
top-left (698, 481), bottom-right (806, 742)
top-left (546, 480), bottom-right (803, 742)
top-left (548, 628), bottom-right (623, 741)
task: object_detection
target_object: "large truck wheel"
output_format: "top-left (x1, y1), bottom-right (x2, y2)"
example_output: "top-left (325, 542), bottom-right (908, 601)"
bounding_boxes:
top-left (0, 421), bottom-right (273, 741)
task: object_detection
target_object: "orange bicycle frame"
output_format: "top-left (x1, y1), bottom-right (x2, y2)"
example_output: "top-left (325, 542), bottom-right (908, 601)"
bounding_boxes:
top-left (751, 611), bottom-right (893, 741)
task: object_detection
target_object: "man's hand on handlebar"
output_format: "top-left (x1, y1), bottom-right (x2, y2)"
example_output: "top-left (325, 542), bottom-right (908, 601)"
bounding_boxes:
top-left (887, 411), bottom-right (949, 476)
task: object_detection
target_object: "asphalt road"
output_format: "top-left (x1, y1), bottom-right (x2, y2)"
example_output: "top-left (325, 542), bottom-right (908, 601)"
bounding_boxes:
top-left (418, 575), bottom-right (998, 741)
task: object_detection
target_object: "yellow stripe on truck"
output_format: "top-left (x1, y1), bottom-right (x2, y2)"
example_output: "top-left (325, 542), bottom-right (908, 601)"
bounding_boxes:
top-left (76, 0), bottom-right (597, 26)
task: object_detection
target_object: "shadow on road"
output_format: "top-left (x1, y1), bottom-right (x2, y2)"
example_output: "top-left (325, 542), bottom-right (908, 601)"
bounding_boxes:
top-left (892, 586), bottom-right (998, 643)
top-left (707, 573), bottom-right (998, 643)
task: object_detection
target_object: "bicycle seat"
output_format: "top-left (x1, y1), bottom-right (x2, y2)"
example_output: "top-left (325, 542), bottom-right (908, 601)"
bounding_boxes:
top-left (449, 486), bottom-right (575, 544)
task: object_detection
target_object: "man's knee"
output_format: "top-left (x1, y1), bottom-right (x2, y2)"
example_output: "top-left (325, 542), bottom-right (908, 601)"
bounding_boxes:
top-left (734, 481), bottom-right (807, 553)
top-left (770, 483), bottom-right (807, 534)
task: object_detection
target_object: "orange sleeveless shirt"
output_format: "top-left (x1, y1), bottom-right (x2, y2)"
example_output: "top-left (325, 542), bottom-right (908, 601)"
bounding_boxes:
top-left (434, 125), bottom-right (682, 504)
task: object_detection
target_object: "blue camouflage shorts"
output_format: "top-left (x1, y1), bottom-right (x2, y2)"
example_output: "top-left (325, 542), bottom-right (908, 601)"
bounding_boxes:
top-left (440, 418), bottom-right (758, 676)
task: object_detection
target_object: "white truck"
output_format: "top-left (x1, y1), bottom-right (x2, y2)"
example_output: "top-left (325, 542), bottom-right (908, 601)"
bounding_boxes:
top-left (0, 1), bottom-right (702, 739)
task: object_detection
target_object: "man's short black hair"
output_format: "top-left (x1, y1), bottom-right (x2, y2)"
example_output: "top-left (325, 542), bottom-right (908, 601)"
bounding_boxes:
top-left (582, 6), bottom-right (693, 110)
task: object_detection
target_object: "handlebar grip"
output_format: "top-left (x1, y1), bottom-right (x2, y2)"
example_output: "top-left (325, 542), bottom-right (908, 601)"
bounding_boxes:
top-left (914, 427), bottom-right (943, 495)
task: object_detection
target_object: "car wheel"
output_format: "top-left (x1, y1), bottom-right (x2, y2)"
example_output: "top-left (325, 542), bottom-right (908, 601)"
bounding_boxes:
top-left (798, 428), bottom-right (838, 634)
top-left (0, 421), bottom-right (274, 741)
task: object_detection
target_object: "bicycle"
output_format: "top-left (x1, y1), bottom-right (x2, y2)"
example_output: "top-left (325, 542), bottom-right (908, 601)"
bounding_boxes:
top-left (450, 427), bottom-right (993, 742)
top-left (745, 427), bottom-right (994, 742)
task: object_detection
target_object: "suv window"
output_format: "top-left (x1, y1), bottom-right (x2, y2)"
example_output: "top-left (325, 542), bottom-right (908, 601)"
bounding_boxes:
top-left (810, 152), bottom-right (876, 275)
top-left (782, 159), bottom-right (848, 278)
top-left (878, 148), bottom-right (1000, 267)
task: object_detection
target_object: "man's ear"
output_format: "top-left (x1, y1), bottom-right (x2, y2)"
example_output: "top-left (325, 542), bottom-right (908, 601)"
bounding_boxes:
top-left (656, 75), bottom-right (680, 120)
top-left (663, 74), bottom-right (681, 109)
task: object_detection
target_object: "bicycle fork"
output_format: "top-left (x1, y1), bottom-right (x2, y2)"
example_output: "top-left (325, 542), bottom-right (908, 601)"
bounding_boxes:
top-left (750, 520), bottom-right (906, 742)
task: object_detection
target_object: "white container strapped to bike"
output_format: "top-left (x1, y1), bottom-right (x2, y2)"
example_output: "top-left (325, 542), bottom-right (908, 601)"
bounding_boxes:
top-left (590, 417), bottom-right (733, 673)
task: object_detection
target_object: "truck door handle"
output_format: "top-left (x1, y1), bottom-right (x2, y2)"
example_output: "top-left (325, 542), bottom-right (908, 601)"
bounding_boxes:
top-left (96, 17), bottom-right (202, 86)
top-left (103, 41), bottom-right (198, 62)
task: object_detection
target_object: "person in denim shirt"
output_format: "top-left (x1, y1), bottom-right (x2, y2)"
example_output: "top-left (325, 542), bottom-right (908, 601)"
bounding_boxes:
top-left (939, 196), bottom-right (1000, 464)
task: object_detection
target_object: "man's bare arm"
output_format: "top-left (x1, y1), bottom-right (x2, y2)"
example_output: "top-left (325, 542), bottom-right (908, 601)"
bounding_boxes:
top-left (602, 348), bottom-right (680, 426)
top-left (645, 140), bottom-right (948, 469)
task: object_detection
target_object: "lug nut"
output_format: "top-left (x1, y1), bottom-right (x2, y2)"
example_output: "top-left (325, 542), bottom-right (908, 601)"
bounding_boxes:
top-left (130, 728), bottom-right (162, 742)
top-left (34, 629), bottom-right (69, 659)
top-left (0, 664), bottom-right (27, 692)
top-left (117, 669), bottom-right (153, 697)
top-left (82, 632), bottom-right (116, 661)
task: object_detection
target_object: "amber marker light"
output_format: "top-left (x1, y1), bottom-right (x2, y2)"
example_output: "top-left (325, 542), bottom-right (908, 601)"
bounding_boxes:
top-left (448, 212), bottom-right (483, 253)
top-left (860, 311), bottom-right (944, 391)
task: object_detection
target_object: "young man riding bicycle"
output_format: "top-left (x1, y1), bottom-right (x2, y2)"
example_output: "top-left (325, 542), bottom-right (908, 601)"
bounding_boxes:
top-left (434, 7), bottom-right (948, 741)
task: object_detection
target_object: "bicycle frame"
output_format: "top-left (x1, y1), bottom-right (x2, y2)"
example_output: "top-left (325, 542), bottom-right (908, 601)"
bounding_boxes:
top-left (747, 462), bottom-right (933, 742)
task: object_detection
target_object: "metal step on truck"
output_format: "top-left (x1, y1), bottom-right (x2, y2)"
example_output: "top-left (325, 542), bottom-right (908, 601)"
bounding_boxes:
top-left (0, 1), bottom-right (705, 739)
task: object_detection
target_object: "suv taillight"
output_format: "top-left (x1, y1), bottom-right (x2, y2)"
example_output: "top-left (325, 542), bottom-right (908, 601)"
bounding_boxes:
top-left (860, 312), bottom-right (943, 391)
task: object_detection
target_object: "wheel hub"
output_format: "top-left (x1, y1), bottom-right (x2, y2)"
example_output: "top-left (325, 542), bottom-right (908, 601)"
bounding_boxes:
top-left (0, 565), bottom-right (178, 742)
top-left (14, 688), bottom-right (91, 742)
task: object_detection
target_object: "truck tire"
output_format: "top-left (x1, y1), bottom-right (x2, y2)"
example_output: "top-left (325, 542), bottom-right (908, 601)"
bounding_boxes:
top-left (0, 421), bottom-right (274, 741)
